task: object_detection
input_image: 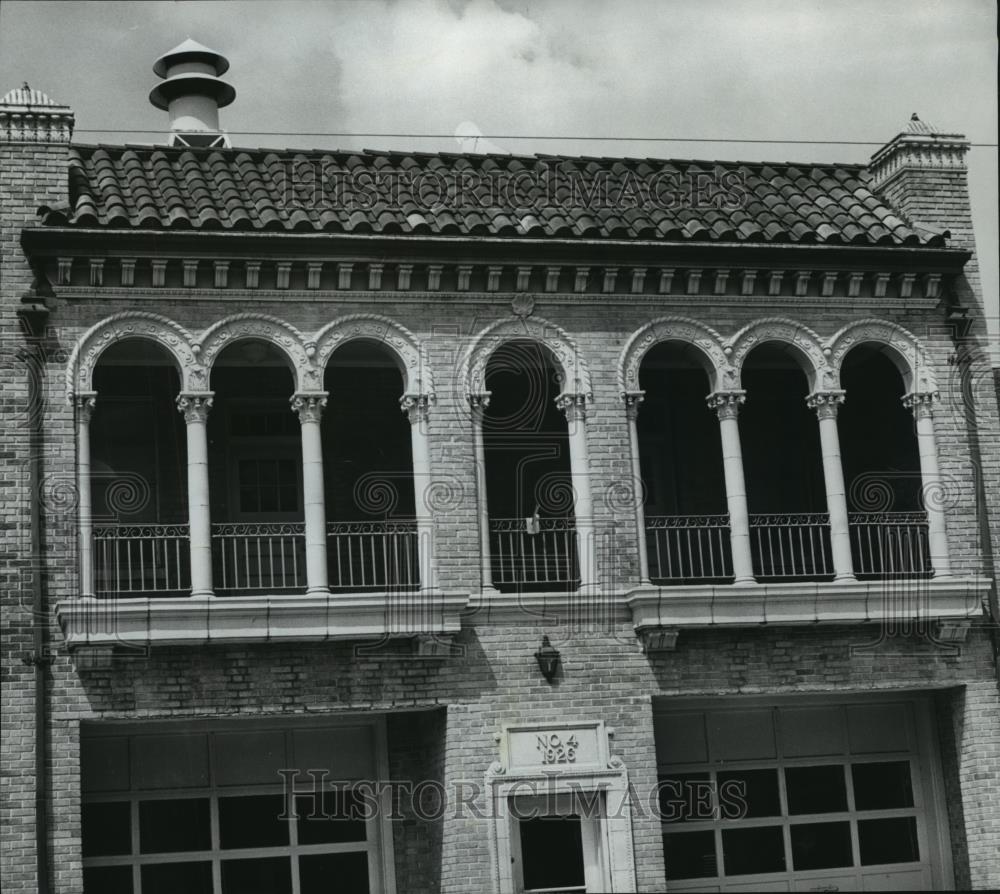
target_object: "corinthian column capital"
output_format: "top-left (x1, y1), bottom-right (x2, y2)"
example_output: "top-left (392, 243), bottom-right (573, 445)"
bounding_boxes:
top-left (622, 390), bottom-right (645, 421)
top-left (400, 392), bottom-right (434, 424)
top-left (555, 390), bottom-right (592, 422)
top-left (176, 391), bottom-right (214, 424)
top-left (902, 390), bottom-right (938, 419)
top-left (74, 391), bottom-right (97, 422)
top-left (291, 392), bottom-right (328, 424)
top-left (706, 390), bottom-right (746, 421)
top-left (806, 389), bottom-right (846, 419)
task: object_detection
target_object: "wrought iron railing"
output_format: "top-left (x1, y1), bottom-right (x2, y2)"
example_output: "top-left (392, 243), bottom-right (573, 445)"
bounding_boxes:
top-left (645, 515), bottom-right (734, 583)
top-left (749, 513), bottom-right (834, 579)
top-left (211, 522), bottom-right (306, 593)
top-left (93, 524), bottom-right (191, 597)
top-left (849, 512), bottom-right (933, 578)
top-left (489, 517), bottom-right (579, 590)
top-left (327, 521), bottom-right (420, 591)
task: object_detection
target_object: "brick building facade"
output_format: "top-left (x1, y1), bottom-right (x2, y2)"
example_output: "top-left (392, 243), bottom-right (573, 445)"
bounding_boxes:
top-left (2, 41), bottom-right (998, 893)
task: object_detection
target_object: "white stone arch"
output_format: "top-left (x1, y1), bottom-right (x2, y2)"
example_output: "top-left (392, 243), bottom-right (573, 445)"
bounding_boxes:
top-left (727, 316), bottom-right (831, 392)
top-left (196, 314), bottom-right (316, 392)
top-left (619, 316), bottom-right (732, 395)
top-left (826, 319), bottom-right (937, 394)
top-left (312, 314), bottom-right (433, 397)
top-left (67, 312), bottom-right (198, 397)
top-left (462, 315), bottom-right (593, 398)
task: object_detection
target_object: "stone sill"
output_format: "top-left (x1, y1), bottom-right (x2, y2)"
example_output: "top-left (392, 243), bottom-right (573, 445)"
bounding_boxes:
top-left (56, 590), bottom-right (470, 648)
top-left (625, 576), bottom-right (988, 630)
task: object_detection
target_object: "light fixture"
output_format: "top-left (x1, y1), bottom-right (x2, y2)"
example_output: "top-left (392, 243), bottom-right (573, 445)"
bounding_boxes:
top-left (534, 635), bottom-right (560, 682)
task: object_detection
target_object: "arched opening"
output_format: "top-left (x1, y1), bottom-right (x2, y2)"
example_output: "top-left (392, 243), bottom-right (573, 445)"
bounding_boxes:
top-left (208, 339), bottom-right (302, 594)
top-left (483, 340), bottom-right (578, 592)
top-left (322, 340), bottom-right (419, 590)
top-left (90, 340), bottom-right (188, 596)
top-left (840, 345), bottom-right (930, 577)
top-left (740, 344), bottom-right (832, 580)
top-left (637, 342), bottom-right (731, 582)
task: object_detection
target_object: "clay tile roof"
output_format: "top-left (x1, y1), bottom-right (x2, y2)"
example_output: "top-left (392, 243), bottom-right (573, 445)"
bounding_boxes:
top-left (41, 144), bottom-right (945, 247)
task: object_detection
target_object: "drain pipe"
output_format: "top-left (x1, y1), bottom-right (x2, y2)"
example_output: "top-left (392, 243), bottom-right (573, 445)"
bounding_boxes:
top-left (18, 278), bottom-right (52, 894)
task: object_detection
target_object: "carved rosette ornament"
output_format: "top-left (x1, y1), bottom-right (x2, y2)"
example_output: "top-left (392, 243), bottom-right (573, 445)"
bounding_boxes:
top-left (806, 390), bottom-right (846, 419)
top-left (400, 393), bottom-right (434, 424)
top-left (706, 390), bottom-right (746, 420)
top-left (291, 393), bottom-right (328, 424)
top-left (555, 391), bottom-right (591, 422)
top-left (902, 390), bottom-right (938, 419)
top-left (622, 390), bottom-right (645, 421)
top-left (176, 393), bottom-right (214, 424)
top-left (74, 391), bottom-right (97, 422)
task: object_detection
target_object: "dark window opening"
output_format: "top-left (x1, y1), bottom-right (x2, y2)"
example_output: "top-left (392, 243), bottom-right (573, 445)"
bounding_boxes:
top-left (638, 347), bottom-right (731, 583)
top-left (484, 341), bottom-right (577, 592)
top-left (840, 347), bottom-right (930, 578)
top-left (519, 814), bottom-right (585, 891)
top-left (741, 345), bottom-right (831, 580)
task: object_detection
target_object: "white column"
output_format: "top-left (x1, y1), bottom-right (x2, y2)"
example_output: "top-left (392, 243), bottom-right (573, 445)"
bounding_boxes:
top-left (469, 392), bottom-right (498, 593)
top-left (401, 393), bottom-right (437, 591)
top-left (291, 392), bottom-right (329, 594)
top-left (903, 391), bottom-right (952, 576)
top-left (75, 391), bottom-right (97, 598)
top-left (556, 391), bottom-right (596, 590)
top-left (177, 392), bottom-right (215, 598)
top-left (807, 391), bottom-right (855, 581)
top-left (706, 391), bottom-right (755, 584)
top-left (622, 391), bottom-right (650, 585)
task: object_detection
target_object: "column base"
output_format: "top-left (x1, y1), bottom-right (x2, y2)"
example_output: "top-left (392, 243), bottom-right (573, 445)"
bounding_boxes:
top-left (833, 573), bottom-right (857, 583)
top-left (306, 585), bottom-right (331, 596)
top-left (733, 575), bottom-right (758, 586)
top-left (190, 589), bottom-right (215, 599)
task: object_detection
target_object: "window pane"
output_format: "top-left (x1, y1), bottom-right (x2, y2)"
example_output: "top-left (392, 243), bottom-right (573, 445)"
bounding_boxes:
top-left (785, 764), bottom-right (848, 814)
top-left (658, 772), bottom-right (712, 823)
top-left (296, 792), bottom-right (367, 844)
top-left (717, 768), bottom-right (780, 819)
top-left (81, 801), bottom-right (131, 857)
top-left (219, 794), bottom-right (289, 849)
top-left (83, 865), bottom-right (133, 893)
top-left (299, 852), bottom-right (370, 894)
top-left (858, 817), bottom-right (920, 865)
top-left (664, 830), bottom-right (717, 879)
top-left (791, 821), bottom-right (854, 870)
top-left (141, 862), bottom-right (213, 894)
top-left (721, 826), bottom-right (786, 876)
top-left (221, 856), bottom-right (292, 894)
top-left (139, 798), bottom-right (211, 853)
top-left (852, 761), bottom-right (914, 810)
top-left (519, 815), bottom-right (585, 890)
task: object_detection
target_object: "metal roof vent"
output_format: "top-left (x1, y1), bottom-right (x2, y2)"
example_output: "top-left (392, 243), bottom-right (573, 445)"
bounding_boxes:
top-left (149, 39), bottom-right (234, 148)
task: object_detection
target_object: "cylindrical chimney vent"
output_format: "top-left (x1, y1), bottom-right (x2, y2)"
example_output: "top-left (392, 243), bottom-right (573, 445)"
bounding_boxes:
top-left (149, 39), bottom-right (234, 147)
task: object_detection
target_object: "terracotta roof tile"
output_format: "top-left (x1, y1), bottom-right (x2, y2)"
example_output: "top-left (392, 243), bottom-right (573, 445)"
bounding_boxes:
top-left (43, 144), bottom-right (945, 247)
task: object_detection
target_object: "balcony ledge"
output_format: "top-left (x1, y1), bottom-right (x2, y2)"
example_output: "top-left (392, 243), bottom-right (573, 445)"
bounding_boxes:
top-left (56, 590), bottom-right (470, 649)
top-left (626, 576), bottom-right (988, 631)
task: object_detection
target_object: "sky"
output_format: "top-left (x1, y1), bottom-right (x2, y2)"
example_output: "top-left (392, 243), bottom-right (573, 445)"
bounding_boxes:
top-left (1, 0), bottom-right (996, 354)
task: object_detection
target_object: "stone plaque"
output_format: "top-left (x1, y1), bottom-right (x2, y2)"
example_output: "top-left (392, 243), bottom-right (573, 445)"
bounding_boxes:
top-left (502, 721), bottom-right (609, 774)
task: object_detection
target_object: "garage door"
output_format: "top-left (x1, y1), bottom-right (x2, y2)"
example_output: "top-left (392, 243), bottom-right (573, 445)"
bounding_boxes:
top-left (79, 717), bottom-right (394, 894)
top-left (653, 696), bottom-right (951, 891)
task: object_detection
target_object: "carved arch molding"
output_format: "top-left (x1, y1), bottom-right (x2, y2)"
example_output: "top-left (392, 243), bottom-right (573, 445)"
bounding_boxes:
top-left (619, 315), bottom-right (935, 395)
top-left (68, 312), bottom-right (434, 398)
top-left (68, 313), bottom-right (936, 402)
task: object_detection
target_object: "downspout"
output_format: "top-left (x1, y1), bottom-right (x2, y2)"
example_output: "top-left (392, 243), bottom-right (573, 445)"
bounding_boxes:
top-left (947, 303), bottom-right (1000, 691)
top-left (17, 273), bottom-right (52, 894)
